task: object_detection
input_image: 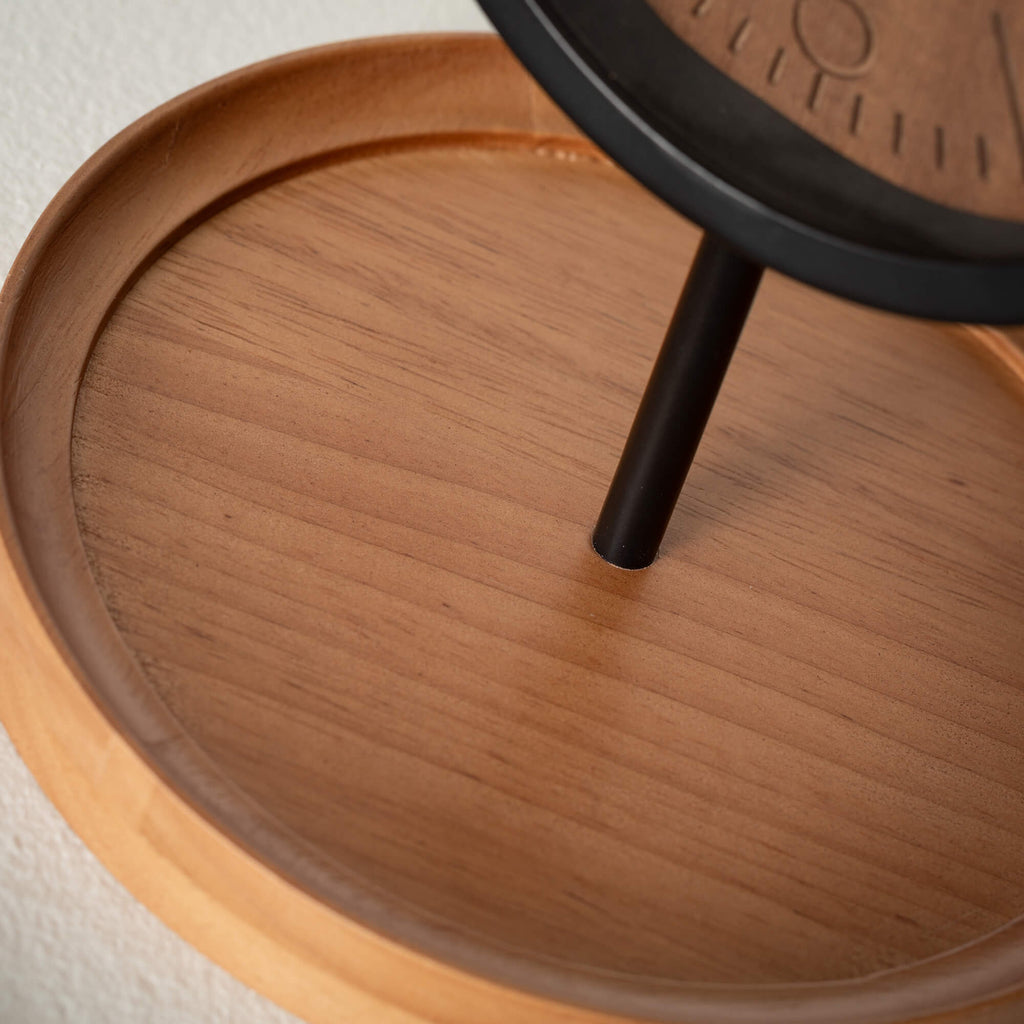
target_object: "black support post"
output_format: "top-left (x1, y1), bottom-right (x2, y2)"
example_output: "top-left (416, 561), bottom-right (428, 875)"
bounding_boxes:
top-left (592, 233), bottom-right (764, 569)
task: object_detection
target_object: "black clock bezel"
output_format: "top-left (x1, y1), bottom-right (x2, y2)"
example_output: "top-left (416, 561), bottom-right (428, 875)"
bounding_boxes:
top-left (478, 0), bottom-right (1024, 323)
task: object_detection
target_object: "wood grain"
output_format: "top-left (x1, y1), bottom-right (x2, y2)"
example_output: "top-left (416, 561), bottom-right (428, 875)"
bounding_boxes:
top-left (3, 33), bottom-right (1024, 1024)
top-left (647, 0), bottom-right (1024, 221)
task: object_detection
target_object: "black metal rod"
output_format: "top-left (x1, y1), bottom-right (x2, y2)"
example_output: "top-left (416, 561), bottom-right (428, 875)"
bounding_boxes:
top-left (592, 232), bottom-right (764, 569)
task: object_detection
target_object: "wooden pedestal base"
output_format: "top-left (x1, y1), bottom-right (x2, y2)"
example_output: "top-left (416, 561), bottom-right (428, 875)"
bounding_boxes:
top-left (3, 34), bottom-right (1024, 1024)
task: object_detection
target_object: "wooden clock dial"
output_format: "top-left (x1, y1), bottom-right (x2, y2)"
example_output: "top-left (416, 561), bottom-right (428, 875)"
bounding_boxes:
top-left (646, 0), bottom-right (1024, 221)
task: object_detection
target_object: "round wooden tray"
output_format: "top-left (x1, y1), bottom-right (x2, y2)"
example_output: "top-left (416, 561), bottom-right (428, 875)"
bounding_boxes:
top-left (3, 33), bottom-right (1024, 1024)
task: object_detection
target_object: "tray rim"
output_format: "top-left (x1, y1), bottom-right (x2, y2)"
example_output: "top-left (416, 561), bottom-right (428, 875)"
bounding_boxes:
top-left (2, 31), bottom-right (1024, 1024)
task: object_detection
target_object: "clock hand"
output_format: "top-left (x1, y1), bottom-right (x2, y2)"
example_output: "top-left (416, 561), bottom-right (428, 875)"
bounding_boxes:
top-left (993, 9), bottom-right (1024, 181)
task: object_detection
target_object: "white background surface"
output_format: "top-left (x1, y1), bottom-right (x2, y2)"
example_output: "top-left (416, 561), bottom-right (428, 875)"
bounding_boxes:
top-left (0, 2), bottom-right (491, 1021)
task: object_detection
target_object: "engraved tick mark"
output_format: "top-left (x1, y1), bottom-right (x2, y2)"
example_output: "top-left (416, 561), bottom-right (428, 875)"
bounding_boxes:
top-left (850, 93), bottom-right (863, 134)
top-left (691, 0), bottom-right (715, 16)
top-left (892, 111), bottom-right (904, 155)
top-left (934, 126), bottom-right (945, 169)
top-left (808, 71), bottom-right (825, 111)
top-left (993, 10), bottom-right (1024, 178)
top-left (977, 134), bottom-right (991, 178)
top-left (768, 47), bottom-right (787, 84)
top-left (730, 17), bottom-right (752, 53)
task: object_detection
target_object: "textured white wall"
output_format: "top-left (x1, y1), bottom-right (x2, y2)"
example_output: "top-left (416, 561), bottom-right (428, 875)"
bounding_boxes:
top-left (0, 2), bottom-right (490, 1021)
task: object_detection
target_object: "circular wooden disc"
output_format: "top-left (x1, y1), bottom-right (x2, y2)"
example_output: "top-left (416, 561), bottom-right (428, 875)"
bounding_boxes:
top-left (3, 34), bottom-right (1024, 1024)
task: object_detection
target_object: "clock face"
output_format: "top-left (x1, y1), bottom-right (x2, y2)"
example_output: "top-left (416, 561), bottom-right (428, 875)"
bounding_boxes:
top-left (646, 0), bottom-right (1024, 221)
